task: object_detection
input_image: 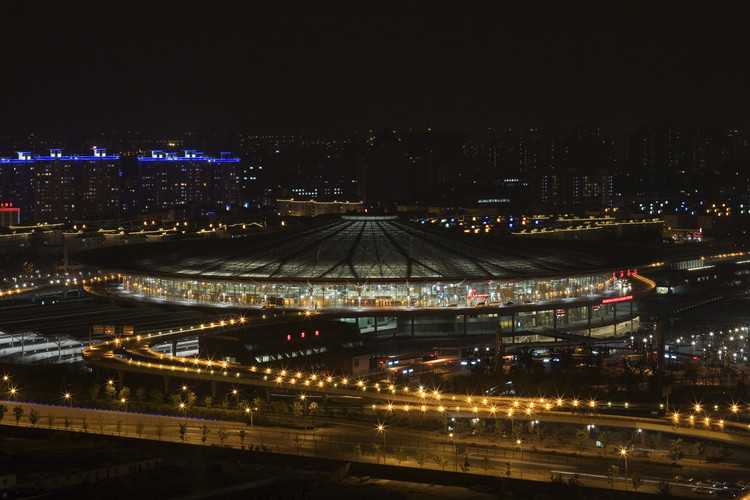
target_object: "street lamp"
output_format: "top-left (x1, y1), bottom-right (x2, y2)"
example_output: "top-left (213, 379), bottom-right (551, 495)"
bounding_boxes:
top-left (9, 387), bottom-right (18, 401)
top-left (300, 394), bottom-right (308, 432)
top-left (64, 392), bottom-right (72, 408)
top-left (377, 424), bottom-right (386, 464)
top-left (620, 448), bottom-right (628, 491)
top-left (245, 407), bottom-right (254, 428)
top-left (121, 397), bottom-right (128, 434)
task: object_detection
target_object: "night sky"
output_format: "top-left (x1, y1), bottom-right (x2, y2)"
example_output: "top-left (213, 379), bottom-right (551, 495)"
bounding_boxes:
top-left (3, 1), bottom-right (750, 136)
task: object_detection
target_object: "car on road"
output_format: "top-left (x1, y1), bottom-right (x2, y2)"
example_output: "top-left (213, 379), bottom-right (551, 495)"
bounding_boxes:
top-left (673, 475), bottom-right (694, 484)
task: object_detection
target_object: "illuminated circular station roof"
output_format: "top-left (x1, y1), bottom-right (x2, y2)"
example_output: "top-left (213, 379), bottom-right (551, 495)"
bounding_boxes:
top-left (77, 216), bottom-right (653, 284)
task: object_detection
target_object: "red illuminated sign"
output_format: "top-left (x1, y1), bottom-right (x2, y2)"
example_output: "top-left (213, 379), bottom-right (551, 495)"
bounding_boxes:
top-left (602, 295), bottom-right (633, 304)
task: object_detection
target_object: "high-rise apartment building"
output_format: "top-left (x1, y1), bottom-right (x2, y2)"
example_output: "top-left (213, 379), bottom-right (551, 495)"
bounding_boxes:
top-left (0, 152), bottom-right (36, 223)
top-left (0, 148), bottom-right (120, 223)
top-left (137, 150), bottom-right (241, 213)
top-left (33, 148), bottom-right (121, 222)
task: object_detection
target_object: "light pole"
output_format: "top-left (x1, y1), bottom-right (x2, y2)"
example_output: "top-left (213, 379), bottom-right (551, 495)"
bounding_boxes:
top-left (231, 388), bottom-right (240, 409)
top-left (300, 394), bottom-right (308, 432)
top-left (517, 439), bottom-right (524, 479)
top-left (377, 424), bottom-right (386, 464)
top-left (64, 392), bottom-right (72, 408)
top-left (620, 448), bottom-right (628, 491)
top-left (121, 397), bottom-right (128, 434)
top-left (245, 407), bottom-right (254, 428)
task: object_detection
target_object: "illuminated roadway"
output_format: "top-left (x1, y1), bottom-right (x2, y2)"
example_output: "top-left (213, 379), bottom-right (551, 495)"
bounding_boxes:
top-left (82, 314), bottom-right (750, 452)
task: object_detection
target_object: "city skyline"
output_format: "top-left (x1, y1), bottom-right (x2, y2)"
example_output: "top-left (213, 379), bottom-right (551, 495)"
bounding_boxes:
top-left (3, 2), bottom-right (750, 136)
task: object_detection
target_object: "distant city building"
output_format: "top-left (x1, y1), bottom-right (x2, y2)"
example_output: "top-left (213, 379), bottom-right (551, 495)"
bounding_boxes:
top-left (34, 148), bottom-right (121, 223)
top-left (276, 198), bottom-right (363, 217)
top-left (0, 152), bottom-right (36, 223)
top-left (137, 150), bottom-right (242, 213)
top-left (0, 148), bottom-right (120, 224)
top-left (0, 202), bottom-right (20, 227)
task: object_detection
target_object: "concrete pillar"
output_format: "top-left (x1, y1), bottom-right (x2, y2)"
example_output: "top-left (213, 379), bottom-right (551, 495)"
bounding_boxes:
top-left (172, 339), bottom-right (178, 356)
top-left (163, 375), bottom-right (170, 393)
top-left (117, 370), bottom-right (124, 389)
top-left (211, 381), bottom-right (218, 399)
top-left (411, 316), bottom-right (415, 337)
